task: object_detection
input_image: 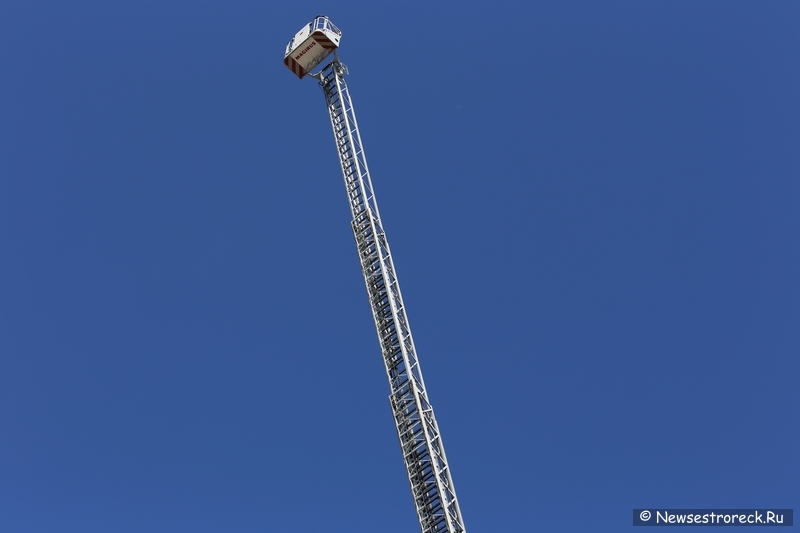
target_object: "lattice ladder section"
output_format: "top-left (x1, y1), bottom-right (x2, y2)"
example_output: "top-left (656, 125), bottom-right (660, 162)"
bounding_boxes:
top-left (317, 60), bottom-right (467, 533)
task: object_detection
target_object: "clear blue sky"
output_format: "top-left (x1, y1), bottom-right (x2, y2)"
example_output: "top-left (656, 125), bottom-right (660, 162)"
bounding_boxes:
top-left (1, 2), bottom-right (797, 532)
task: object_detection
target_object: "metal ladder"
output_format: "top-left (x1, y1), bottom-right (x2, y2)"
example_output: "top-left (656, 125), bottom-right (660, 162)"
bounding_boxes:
top-left (316, 59), bottom-right (467, 533)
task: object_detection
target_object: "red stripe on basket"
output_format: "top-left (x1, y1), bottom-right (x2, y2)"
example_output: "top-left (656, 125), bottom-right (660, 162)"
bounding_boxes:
top-left (313, 34), bottom-right (337, 49)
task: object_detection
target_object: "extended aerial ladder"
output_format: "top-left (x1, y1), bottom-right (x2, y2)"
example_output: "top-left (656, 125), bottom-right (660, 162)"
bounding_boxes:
top-left (283, 16), bottom-right (467, 533)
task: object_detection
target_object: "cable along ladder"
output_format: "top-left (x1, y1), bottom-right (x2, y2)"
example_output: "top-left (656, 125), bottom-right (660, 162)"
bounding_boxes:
top-left (283, 16), bottom-right (467, 533)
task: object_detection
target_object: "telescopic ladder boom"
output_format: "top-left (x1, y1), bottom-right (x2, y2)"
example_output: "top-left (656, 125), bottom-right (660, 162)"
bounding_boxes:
top-left (315, 58), bottom-right (467, 533)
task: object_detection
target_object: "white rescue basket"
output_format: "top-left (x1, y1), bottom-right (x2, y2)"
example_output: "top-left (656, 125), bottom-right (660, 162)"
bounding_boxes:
top-left (283, 16), bottom-right (342, 79)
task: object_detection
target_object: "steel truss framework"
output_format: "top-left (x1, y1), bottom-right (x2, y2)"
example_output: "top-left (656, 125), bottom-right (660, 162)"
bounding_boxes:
top-left (313, 59), bottom-right (467, 533)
